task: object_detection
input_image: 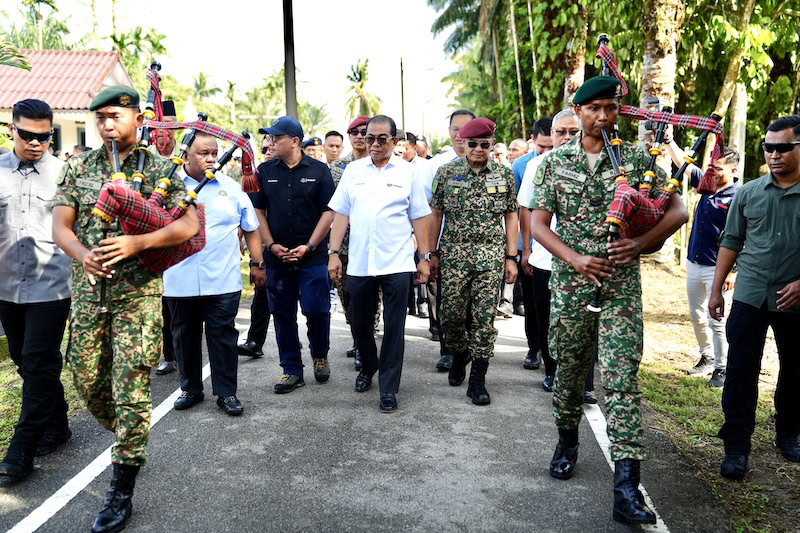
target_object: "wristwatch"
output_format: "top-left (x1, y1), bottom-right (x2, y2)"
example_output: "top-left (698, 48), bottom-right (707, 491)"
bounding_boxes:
top-left (328, 249), bottom-right (340, 255)
top-left (305, 241), bottom-right (316, 252)
top-left (249, 260), bottom-right (265, 269)
top-left (505, 254), bottom-right (517, 261)
top-left (420, 252), bottom-right (433, 262)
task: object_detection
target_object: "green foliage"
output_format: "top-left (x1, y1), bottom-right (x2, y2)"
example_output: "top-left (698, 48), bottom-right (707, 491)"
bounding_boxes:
top-left (0, 39), bottom-right (30, 70)
top-left (111, 26), bottom-right (167, 94)
top-left (298, 103), bottom-right (333, 137)
top-left (192, 71), bottom-right (221, 101)
top-left (345, 59), bottom-right (381, 119)
top-left (1, 6), bottom-right (80, 50)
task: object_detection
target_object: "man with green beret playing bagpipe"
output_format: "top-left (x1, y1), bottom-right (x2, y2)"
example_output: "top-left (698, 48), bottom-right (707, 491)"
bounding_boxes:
top-left (530, 76), bottom-right (688, 524)
top-left (52, 84), bottom-right (201, 533)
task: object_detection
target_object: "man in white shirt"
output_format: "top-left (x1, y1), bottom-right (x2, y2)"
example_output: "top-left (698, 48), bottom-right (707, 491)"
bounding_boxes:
top-left (328, 115), bottom-right (432, 413)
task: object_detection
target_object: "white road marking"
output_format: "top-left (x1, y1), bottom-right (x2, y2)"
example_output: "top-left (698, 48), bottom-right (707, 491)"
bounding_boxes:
top-left (8, 364), bottom-right (212, 533)
top-left (583, 404), bottom-right (670, 532)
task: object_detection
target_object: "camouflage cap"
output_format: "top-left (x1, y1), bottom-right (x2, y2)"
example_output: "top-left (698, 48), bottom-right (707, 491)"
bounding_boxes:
top-left (89, 85), bottom-right (140, 111)
top-left (572, 76), bottom-right (623, 105)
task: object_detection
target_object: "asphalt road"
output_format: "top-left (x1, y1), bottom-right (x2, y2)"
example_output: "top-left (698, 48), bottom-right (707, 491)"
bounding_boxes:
top-left (0, 299), bottom-right (728, 532)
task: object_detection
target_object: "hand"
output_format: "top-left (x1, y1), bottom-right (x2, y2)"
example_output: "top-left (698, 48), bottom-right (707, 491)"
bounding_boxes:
top-left (249, 267), bottom-right (266, 288)
top-left (709, 290), bottom-right (725, 320)
top-left (429, 255), bottom-right (440, 280)
top-left (286, 245), bottom-right (311, 263)
top-left (570, 254), bottom-right (615, 287)
top-left (776, 279), bottom-right (800, 311)
top-left (520, 250), bottom-right (533, 276)
top-left (417, 259), bottom-right (430, 284)
top-left (269, 243), bottom-right (291, 261)
top-left (328, 255), bottom-right (343, 282)
top-left (80, 248), bottom-right (114, 286)
top-left (607, 237), bottom-right (642, 264)
top-left (504, 258), bottom-right (518, 284)
top-left (723, 272), bottom-right (736, 292)
top-left (93, 235), bottom-right (144, 268)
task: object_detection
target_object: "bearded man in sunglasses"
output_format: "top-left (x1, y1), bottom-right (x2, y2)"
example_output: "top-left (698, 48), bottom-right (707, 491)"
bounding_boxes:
top-left (429, 117), bottom-right (519, 406)
top-left (0, 99), bottom-right (72, 479)
top-left (710, 114), bottom-right (800, 481)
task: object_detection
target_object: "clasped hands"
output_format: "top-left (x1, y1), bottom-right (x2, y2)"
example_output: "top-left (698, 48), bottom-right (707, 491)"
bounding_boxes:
top-left (571, 237), bottom-right (641, 287)
top-left (270, 243), bottom-right (310, 263)
top-left (82, 235), bottom-right (143, 285)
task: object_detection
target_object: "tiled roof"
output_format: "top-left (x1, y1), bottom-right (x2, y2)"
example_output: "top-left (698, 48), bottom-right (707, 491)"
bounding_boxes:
top-left (0, 49), bottom-right (130, 110)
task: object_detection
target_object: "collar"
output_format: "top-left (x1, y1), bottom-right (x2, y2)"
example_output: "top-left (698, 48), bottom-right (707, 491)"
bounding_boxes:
top-left (368, 153), bottom-right (402, 170)
top-left (464, 157), bottom-right (493, 176)
top-left (277, 152), bottom-right (311, 170)
top-left (10, 149), bottom-right (43, 174)
top-left (764, 173), bottom-right (800, 194)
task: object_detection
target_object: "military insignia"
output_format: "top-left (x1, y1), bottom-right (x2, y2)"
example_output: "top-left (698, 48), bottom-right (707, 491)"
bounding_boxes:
top-left (119, 95), bottom-right (131, 105)
top-left (555, 168), bottom-right (587, 183)
top-left (76, 178), bottom-right (103, 191)
top-left (339, 163), bottom-right (347, 169)
top-left (614, 84), bottom-right (623, 97)
top-left (300, 178), bottom-right (306, 183)
top-left (453, 174), bottom-right (465, 181)
top-left (533, 165), bottom-right (545, 186)
top-left (498, 185), bottom-right (507, 193)
top-left (486, 186), bottom-right (497, 194)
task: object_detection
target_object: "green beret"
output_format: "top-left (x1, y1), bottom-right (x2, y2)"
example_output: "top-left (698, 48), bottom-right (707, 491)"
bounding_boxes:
top-left (572, 76), bottom-right (623, 105)
top-left (89, 85), bottom-right (140, 111)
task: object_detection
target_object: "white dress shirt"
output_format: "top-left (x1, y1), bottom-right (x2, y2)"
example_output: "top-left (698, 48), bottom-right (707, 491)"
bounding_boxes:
top-left (329, 154), bottom-right (431, 276)
top-left (517, 152), bottom-right (557, 271)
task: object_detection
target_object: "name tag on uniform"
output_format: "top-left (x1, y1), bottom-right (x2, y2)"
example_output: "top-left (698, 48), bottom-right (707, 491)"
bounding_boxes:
top-left (76, 178), bottom-right (102, 191)
top-left (447, 178), bottom-right (466, 188)
top-left (485, 176), bottom-right (506, 194)
top-left (300, 177), bottom-right (316, 183)
top-left (267, 179), bottom-right (278, 183)
top-left (599, 169), bottom-right (617, 180)
top-left (555, 168), bottom-right (587, 183)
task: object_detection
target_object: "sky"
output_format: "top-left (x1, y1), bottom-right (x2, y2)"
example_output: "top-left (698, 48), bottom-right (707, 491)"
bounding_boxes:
top-left (4, 0), bottom-right (461, 141)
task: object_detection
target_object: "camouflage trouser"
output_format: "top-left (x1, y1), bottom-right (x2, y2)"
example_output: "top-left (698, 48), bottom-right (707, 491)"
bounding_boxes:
top-left (66, 296), bottom-right (162, 465)
top-left (439, 264), bottom-right (502, 359)
top-left (336, 252), bottom-right (381, 331)
top-left (550, 293), bottom-right (645, 461)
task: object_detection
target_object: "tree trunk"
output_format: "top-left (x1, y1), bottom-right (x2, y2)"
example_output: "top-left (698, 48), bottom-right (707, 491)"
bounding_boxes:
top-left (91, 0), bottom-right (99, 49)
top-left (712, 0), bottom-right (756, 118)
top-left (508, 0), bottom-right (526, 137)
top-left (526, 0), bottom-right (541, 117)
top-left (491, 30), bottom-right (504, 107)
top-left (728, 82), bottom-right (747, 176)
top-left (111, 0), bottom-right (118, 37)
top-left (562, 7), bottom-right (587, 109)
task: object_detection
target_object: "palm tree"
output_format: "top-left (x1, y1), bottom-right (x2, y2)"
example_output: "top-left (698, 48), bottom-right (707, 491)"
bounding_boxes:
top-left (226, 80), bottom-right (236, 127)
top-left (298, 103), bottom-right (332, 136)
top-left (21, 0), bottom-right (56, 49)
top-left (345, 59), bottom-right (381, 118)
top-left (0, 40), bottom-right (31, 70)
top-left (193, 72), bottom-right (221, 101)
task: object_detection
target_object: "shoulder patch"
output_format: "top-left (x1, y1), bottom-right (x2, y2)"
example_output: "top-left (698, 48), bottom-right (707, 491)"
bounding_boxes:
top-left (533, 165), bottom-right (545, 186)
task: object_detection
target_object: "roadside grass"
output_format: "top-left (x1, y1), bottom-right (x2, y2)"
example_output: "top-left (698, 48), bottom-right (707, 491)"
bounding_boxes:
top-left (640, 260), bottom-right (800, 533)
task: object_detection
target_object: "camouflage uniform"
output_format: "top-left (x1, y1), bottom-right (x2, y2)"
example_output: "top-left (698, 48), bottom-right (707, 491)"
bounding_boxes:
top-left (432, 157), bottom-right (518, 359)
top-left (532, 134), bottom-right (666, 461)
top-left (53, 148), bottom-right (184, 466)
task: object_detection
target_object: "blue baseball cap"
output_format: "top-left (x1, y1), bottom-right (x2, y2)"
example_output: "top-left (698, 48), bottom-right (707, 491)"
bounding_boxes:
top-left (259, 116), bottom-right (304, 140)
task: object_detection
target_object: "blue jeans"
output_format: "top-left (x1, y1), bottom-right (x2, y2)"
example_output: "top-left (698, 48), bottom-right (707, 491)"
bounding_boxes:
top-left (266, 265), bottom-right (331, 376)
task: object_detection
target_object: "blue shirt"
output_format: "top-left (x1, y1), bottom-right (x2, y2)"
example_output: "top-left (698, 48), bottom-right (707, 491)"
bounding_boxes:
top-left (163, 170), bottom-right (259, 297)
top-left (511, 150), bottom-right (537, 251)
top-left (687, 167), bottom-right (737, 266)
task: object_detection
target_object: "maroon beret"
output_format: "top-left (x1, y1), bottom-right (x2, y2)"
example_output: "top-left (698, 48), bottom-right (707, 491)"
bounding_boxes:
top-left (347, 116), bottom-right (370, 131)
top-left (459, 117), bottom-right (496, 139)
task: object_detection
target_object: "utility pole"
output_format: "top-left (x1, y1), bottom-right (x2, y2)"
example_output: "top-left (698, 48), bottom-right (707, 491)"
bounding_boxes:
top-left (400, 58), bottom-right (406, 130)
top-left (283, 0), bottom-right (298, 119)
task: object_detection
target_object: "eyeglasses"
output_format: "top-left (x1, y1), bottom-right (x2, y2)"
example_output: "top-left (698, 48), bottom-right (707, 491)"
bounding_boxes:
top-left (762, 141), bottom-right (800, 154)
top-left (261, 146), bottom-right (274, 155)
top-left (467, 140), bottom-right (491, 149)
top-left (14, 125), bottom-right (53, 144)
top-left (365, 135), bottom-right (393, 146)
top-left (554, 129), bottom-right (580, 136)
top-left (348, 128), bottom-right (367, 137)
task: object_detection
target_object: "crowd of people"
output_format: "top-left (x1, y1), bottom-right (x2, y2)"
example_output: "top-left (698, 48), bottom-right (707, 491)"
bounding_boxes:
top-left (1, 72), bottom-right (799, 532)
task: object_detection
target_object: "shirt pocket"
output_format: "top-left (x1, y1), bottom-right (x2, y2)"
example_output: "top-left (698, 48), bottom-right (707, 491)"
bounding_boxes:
top-left (742, 203), bottom-right (768, 247)
top-left (32, 188), bottom-right (56, 242)
top-left (556, 180), bottom-right (584, 219)
top-left (78, 190), bottom-right (100, 228)
top-left (0, 187), bottom-right (13, 229)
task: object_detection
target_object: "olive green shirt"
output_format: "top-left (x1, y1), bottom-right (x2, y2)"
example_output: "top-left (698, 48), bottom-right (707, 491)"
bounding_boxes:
top-left (719, 173), bottom-right (800, 312)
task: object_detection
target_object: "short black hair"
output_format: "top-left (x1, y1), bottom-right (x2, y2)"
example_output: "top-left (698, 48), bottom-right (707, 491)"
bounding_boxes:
top-left (324, 130), bottom-right (343, 141)
top-left (719, 146), bottom-right (740, 166)
top-left (450, 109), bottom-right (475, 125)
top-left (406, 132), bottom-right (417, 145)
top-left (532, 117), bottom-right (552, 139)
top-left (766, 115), bottom-right (800, 138)
top-left (367, 115), bottom-right (397, 137)
top-left (12, 99), bottom-right (53, 124)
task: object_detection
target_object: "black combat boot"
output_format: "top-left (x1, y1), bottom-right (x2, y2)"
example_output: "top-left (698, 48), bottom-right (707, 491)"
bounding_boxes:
top-left (448, 352), bottom-right (472, 386)
top-left (91, 463), bottom-right (140, 533)
top-left (612, 459), bottom-right (656, 524)
top-left (549, 428), bottom-right (579, 480)
top-left (466, 359), bottom-right (490, 405)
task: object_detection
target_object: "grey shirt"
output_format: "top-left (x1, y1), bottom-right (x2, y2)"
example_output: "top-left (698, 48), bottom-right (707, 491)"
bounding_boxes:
top-left (0, 150), bottom-right (71, 304)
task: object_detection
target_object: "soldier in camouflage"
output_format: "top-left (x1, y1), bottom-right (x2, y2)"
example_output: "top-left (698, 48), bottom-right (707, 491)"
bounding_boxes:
top-left (530, 76), bottom-right (687, 525)
top-left (430, 117), bottom-right (518, 406)
top-left (52, 85), bottom-right (201, 533)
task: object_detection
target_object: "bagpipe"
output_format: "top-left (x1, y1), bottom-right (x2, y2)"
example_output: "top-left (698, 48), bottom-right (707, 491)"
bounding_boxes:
top-left (586, 34), bottom-right (725, 313)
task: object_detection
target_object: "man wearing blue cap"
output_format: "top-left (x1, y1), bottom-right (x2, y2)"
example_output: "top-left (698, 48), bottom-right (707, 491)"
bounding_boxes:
top-left (251, 116), bottom-right (336, 393)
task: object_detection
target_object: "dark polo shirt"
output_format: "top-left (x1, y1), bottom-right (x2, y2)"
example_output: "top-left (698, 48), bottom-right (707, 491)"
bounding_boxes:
top-left (251, 153), bottom-right (335, 269)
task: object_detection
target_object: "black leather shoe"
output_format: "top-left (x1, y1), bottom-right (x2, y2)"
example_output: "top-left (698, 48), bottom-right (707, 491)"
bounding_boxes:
top-left (720, 453), bottom-right (748, 480)
top-left (174, 391), bottom-right (204, 410)
top-left (431, 329), bottom-right (440, 342)
top-left (155, 360), bottom-right (177, 375)
top-left (613, 459), bottom-right (656, 524)
top-left (92, 463), bottom-right (138, 533)
top-left (542, 375), bottom-right (554, 392)
top-left (0, 451), bottom-right (33, 479)
top-left (216, 395), bottom-right (243, 416)
top-left (274, 374), bottom-right (305, 394)
top-left (353, 350), bottom-right (362, 371)
top-left (237, 340), bottom-right (264, 358)
top-left (354, 372), bottom-right (373, 393)
top-left (346, 345), bottom-right (357, 358)
top-left (523, 350), bottom-right (541, 370)
top-left (777, 437), bottom-right (800, 462)
top-left (513, 304), bottom-right (525, 317)
top-left (583, 391), bottom-right (598, 404)
top-left (550, 435), bottom-right (579, 480)
top-left (436, 353), bottom-right (453, 371)
top-left (35, 428), bottom-right (72, 457)
top-left (379, 393), bottom-right (397, 413)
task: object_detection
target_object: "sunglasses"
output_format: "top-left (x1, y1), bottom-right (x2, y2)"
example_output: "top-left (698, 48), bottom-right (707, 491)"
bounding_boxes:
top-left (555, 129), bottom-right (580, 136)
top-left (467, 140), bottom-right (492, 149)
top-left (762, 141), bottom-right (800, 153)
top-left (348, 128), bottom-right (367, 137)
top-left (14, 125), bottom-right (53, 144)
top-left (365, 135), bottom-right (393, 146)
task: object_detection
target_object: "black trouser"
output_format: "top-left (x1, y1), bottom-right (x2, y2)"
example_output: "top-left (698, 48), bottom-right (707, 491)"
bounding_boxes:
top-left (525, 266), bottom-right (557, 377)
top-left (719, 300), bottom-right (800, 454)
top-left (162, 296), bottom-right (174, 362)
top-left (0, 298), bottom-right (71, 456)
top-left (428, 276), bottom-right (452, 356)
top-left (167, 292), bottom-right (241, 398)
top-left (246, 283), bottom-right (272, 348)
top-left (348, 273), bottom-right (411, 394)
